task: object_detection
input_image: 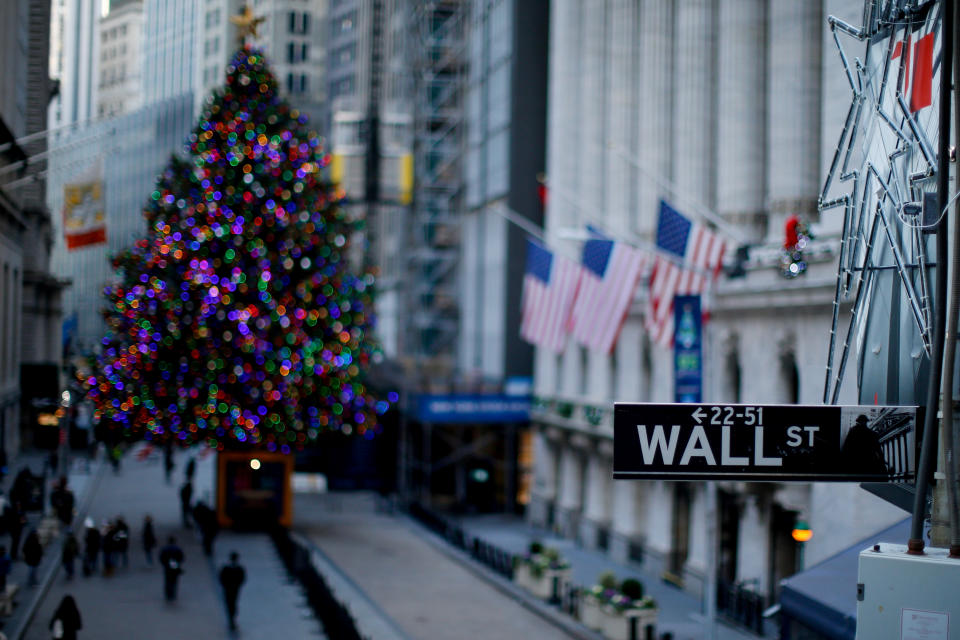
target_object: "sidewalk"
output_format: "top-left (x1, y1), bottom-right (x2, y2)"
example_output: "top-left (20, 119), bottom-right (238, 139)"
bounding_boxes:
top-left (17, 444), bottom-right (323, 640)
top-left (294, 492), bottom-right (588, 640)
top-left (454, 513), bottom-right (769, 640)
top-left (0, 449), bottom-right (102, 640)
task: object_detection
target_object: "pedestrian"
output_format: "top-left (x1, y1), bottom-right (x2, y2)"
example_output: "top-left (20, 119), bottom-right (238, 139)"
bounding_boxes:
top-left (113, 516), bottom-right (130, 568)
top-left (158, 536), bottom-right (184, 601)
top-left (163, 447), bottom-right (174, 485)
top-left (49, 594), bottom-right (82, 640)
top-left (185, 457), bottom-right (196, 482)
top-left (0, 546), bottom-right (11, 593)
top-left (108, 446), bottom-right (121, 474)
top-left (82, 519), bottom-right (100, 577)
top-left (49, 477), bottom-right (75, 528)
top-left (101, 521), bottom-right (116, 577)
top-left (179, 481), bottom-right (193, 529)
top-left (22, 530), bottom-right (42, 587)
top-left (5, 499), bottom-right (25, 560)
top-left (142, 515), bottom-right (157, 566)
top-left (193, 502), bottom-right (218, 556)
top-left (61, 531), bottom-right (79, 580)
top-left (219, 551), bottom-right (246, 631)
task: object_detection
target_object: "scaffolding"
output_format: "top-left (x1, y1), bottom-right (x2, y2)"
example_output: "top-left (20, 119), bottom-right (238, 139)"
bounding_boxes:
top-left (406, 0), bottom-right (469, 379)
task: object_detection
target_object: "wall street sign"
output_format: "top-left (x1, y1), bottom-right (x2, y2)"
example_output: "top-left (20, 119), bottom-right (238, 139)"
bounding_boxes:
top-left (613, 403), bottom-right (919, 482)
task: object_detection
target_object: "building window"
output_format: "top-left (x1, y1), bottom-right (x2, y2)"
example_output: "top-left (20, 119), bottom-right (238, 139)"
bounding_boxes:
top-left (286, 72), bottom-right (294, 93)
top-left (299, 74), bottom-right (308, 92)
top-left (301, 43), bottom-right (308, 62)
top-left (287, 41), bottom-right (295, 63)
top-left (302, 12), bottom-right (310, 34)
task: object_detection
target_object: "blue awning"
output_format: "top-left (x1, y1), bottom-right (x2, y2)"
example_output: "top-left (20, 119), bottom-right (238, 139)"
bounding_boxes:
top-left (779, 517), bottom-right (911, 640)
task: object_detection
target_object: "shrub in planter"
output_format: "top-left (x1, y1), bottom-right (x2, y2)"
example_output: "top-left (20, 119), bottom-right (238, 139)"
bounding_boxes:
top-left (620, 578), bottom-right (644, 602)
top-left (598, 570), bottom-right (618, 590)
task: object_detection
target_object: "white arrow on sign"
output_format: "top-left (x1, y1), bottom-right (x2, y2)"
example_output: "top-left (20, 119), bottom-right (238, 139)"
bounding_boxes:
top-left (691, 407), bottom-right (706, 424)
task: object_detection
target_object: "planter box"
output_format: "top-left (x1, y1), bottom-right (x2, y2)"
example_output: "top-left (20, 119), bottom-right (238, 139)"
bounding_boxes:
top-left (528, 567), bottom-right (571, 601)
top-left (601, 606), bottom-right (659, 640)
top-left (579, 594), bottom-right (604, 630)
top-left (513, 563), bottom-right (533, 591)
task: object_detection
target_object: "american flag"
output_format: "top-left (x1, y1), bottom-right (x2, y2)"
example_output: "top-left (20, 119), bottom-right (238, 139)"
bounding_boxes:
top-left (520, 239), bottom-right (582, 353)
top-left (569, 236), bottom-right (647, 353)
top-left (646, 200), bottom-right (730, 347)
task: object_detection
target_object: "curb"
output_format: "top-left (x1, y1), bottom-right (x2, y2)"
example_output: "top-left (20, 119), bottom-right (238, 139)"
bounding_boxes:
top-left (7, 458), bottom-right (107, 640)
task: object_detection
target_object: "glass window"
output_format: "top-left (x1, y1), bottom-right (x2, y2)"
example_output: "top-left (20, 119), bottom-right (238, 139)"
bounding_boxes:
top-left (302, 12), bottom-right (310, 34)
top-left (287, 73), bottom-right (294, 93)
top-left (300, 74), bottom-right (308, 92)
top-left (288, 11), bottom-right (296, 33)
top-left (301, 43), bottom-right (308, 62)
top-left (287, 41), bottom-right (295, 63)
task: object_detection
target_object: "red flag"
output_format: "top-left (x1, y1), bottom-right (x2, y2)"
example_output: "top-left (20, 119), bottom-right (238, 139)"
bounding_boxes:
top-left (911, 32), bottom-right (933, 112)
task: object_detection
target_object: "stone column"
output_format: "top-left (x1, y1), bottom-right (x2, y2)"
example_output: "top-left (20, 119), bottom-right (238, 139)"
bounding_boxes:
top-left (581, 1), bottom-right (607, 223)
top-left (684, 484), bottom-right (710, 596)
top-left (767, 0), bottom-right (822, 242)
top-left (673, 0), bottom-right (716, 209)
top-left (529, 428), bottom-right (557, 528)
top-left (545, 0), bottom-right (580, 235)
top-left (557, 442), bottom-right (584, 538)
top-left (606, 0), bottom-right (639, 233)
top-left (611, 480), bottom-right (645, 563)
top-left (716, 0), bottom-right (766, 241)
top-left (735, 494), bottom-right (771, 594)
top-left (636, 0), bottom-right (674, 238)
top-left (581, 448), bottom-right (613, 549)
top-left (642, 481), bottom-right (674, 575)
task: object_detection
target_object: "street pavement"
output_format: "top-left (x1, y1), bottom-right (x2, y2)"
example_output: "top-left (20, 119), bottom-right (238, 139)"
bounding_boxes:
top-left (16, 445), bottom-right (322, 640)
top-left (295, 492), bottom-right (588, 640)
top-left (0, 446), bottom-right (770, 640)
top-left (293, 493), bottom-right (768, 640)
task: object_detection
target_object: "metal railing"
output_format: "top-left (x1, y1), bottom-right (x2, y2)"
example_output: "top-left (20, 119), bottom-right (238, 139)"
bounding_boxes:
top-left (272, 528), bottom-right (365, 640)
top-left (717, 579), bottom-right (766, 635)
top-left (407, 502), bottom-right (516, 580)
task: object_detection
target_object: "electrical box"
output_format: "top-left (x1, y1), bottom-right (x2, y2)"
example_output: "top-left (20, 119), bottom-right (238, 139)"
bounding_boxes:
top-left (856, 543), bottom-right (960, 640)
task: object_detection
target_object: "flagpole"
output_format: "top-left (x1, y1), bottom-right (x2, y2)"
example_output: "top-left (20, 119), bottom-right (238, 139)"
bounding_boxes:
top-left (605, 141), bottom-right (750, 245)
top-left (543, 176), bottom-right (722, 278)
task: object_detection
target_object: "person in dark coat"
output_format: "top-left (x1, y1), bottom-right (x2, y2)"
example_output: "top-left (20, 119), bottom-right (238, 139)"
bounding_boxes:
top-left (62, 532), bottom-right (79, 580)
top-left (22, 530), bottom-right (42, 586)
top-left (193, 502), bottom-right (219, 556)
top-left (179, 481), bottom-right (193, 529)
top-left (101, 521), bottom-right (116, 576)
top-left (49, 477), bottom-right (75, 527)
top-left (840, 414), bottom-right (890, 476)
top-left (49, 594), bottom-right (82, 640)
top-left (163, 446), bottom-right (175, 485)
top-left (113, 516), bottom-right (130, 568)
top-left (5, 499), bottom-right (26, 560)
top-left (159, 536), bottom-right (184, 601)
top-left (0, 545), bottom-right (11, 593)
top-left (142, 515), bottom-right (157, 565)
top-left (185, 457), bottom-right (196, 482)
top-left (219, 551), bottom-right (246, 630)
top-left (82, 519), bottom-right (100, 576)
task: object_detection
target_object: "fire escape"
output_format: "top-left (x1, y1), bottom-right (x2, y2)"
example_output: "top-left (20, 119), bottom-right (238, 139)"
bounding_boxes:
top-left (407, 1), bottom-right (468, 383)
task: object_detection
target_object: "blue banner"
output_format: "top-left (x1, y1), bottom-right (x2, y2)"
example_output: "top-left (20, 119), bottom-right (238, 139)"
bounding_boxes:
top-left (674, 295), bottom-right (702, 403)
top-left (416, 394), bottom-right (532, 424)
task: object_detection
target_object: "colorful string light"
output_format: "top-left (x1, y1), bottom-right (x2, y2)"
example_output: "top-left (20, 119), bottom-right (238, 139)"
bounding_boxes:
top-left (84, 47), bottom-right (391, 452)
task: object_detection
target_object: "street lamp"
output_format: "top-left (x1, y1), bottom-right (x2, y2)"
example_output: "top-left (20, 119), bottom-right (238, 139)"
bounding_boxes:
top-left (792, 519), bottom-right (813, 572)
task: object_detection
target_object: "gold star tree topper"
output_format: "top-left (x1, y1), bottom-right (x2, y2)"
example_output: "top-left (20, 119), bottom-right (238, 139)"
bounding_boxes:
top-left (230, 5), bottom-right (266, 45)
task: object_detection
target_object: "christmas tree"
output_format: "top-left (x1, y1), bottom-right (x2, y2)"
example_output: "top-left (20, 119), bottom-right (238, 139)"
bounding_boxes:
top-left (84, 48), bottom-right (393, 453)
